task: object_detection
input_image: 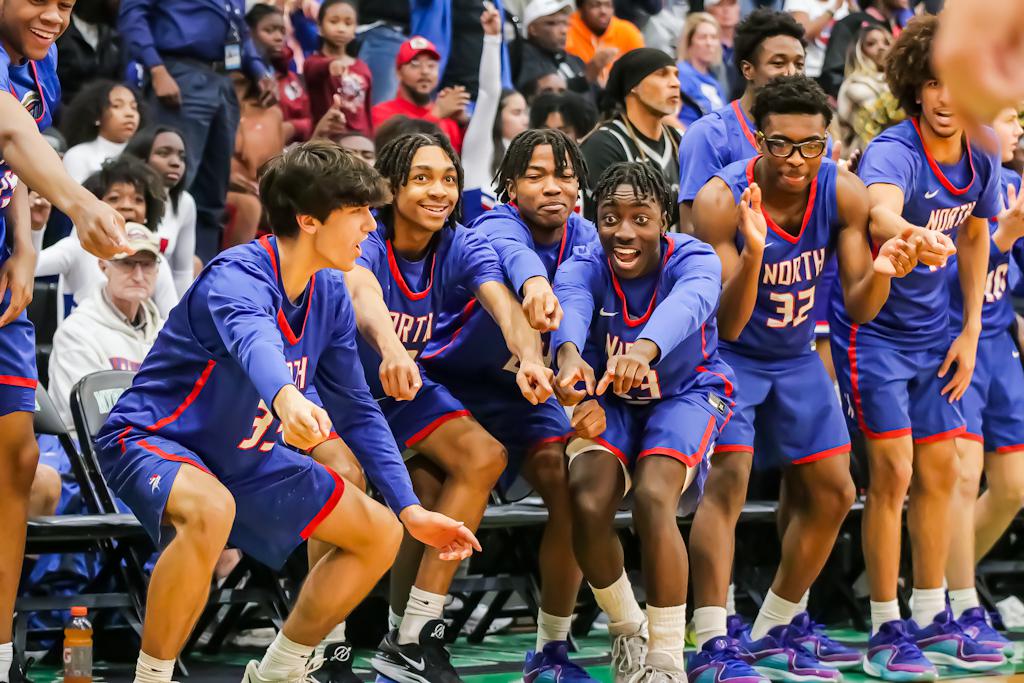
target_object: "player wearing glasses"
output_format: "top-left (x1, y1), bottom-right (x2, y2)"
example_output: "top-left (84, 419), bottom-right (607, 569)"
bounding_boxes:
top-left (688, 75), bottom-right (918, 683)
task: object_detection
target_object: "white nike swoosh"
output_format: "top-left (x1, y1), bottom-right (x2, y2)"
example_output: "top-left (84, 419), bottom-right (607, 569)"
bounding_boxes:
top-left (763, 242), bottom-right (775, 249)
top-left (925, 190), bottom-right (939, 199)
top-left (599, 308), bottom-right (617, 317)
top-left (398, 653), bottom-right (427, 671)
top-left (1013, 351), bottom-right (1020, 358)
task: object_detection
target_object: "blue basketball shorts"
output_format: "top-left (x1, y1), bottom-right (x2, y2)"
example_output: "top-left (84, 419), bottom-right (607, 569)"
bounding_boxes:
top-left (960, 330), bottom-right (1024, 453)
top-left (0, 288), bottom-right (37, 416)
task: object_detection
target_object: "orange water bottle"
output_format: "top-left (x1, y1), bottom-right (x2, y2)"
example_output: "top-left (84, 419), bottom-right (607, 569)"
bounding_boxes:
top-left (63, 606), bottom-right (93, 682)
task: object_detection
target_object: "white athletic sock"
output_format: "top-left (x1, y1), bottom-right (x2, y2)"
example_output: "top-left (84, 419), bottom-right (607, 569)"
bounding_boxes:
top-left (693, 606), bottom-right (728, 650)
top-left (315, 622), bottom-right (348, 658)
top-left (591, 572), bottom-right (645, 634)
top-left (388, 607), bottom-right (404, 631)
top-left (751, 589), bottom-right (801, 640)
top-left (798, 590), bottom-right (810, 614)
top-left (0, 642), bottom-right (12, 683)
top-left (647, 605), bottom-right (687, 672)
top-left (870, 600), bottom-right (901, 634)
top-left (911, 588), bottom-right (946, 626)
top-left (726, 583), bottom-right (736, 616)
top-left (134, 651), bottom-right (175, 683)
top-left (948, 588), bottom-right (980, 617)
top-left (536, 610), bottom-right (572, 650)
top-left (258, 632), bottom-right (314, 679)
top-left (398, 586), bottom-right (446, 645)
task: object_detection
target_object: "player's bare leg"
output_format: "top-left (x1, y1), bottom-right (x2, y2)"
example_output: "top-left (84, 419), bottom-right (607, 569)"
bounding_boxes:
top-left (387, 457), bottom-right (445, 619)
top-left (907, 440), bottom-right (959, 620)
top-left (631, 455), bottom-right (696, 675)
top-left (248, 481), bottom-right (403, 681)
top-left (974, 450), bottom-right (1024, 561)
top-left (140, 466), bottom-right (236, 661)
top-left (945, 439), bottom-right (983, 594)
top-left (689, 451), bottom-right (752, 646)
top-left (567, 448), bottom-right (643, 683)
top-left (0, 412), bottom-right (40, 666)
top-left (862, 436), bottom-right (914, 618)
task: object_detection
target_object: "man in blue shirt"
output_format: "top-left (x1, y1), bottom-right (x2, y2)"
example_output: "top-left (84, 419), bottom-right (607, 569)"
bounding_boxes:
top-left (119, 0), bottom-right (277, 261)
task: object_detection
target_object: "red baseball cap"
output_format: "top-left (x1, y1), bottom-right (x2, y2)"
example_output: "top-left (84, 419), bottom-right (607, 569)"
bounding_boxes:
top-left (396, 36), bottom-right (442, 68)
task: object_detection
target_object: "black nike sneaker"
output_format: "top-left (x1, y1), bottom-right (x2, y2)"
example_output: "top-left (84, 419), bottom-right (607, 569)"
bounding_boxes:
top-left (8, 653), bottom-right (34, 683)
top-left (313, 640), bottom-right (361, 683)
top-left (369, 619), bottom-right (461, 683)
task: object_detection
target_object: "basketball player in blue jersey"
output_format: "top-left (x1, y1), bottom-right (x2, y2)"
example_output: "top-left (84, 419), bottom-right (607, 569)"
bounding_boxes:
top-left (92, 142), bottom-right (481, 683)
top-left (944, 106), bottom-right (1024, 657)
top-left (828, 17), bottom-right (1006, 679)
top-left (336, 132), bottom-right (553, 683)
top-left (689, 76), bottom-right (919, 683)
top-left (676, 9), bottom-right (805, 234)
top-left (0, 1), bottom-right (131, 679)
top-left (421, 129), bottom-right (601, 683)
top-left (551, 162), bottom-right (734, 683)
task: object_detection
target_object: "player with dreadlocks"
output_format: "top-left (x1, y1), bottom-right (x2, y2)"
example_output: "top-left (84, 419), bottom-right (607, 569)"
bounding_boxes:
top-left (417, 128), bottom-right (602, 683)
top-left (332, 132), bottom-right (554, 683)
top-left (552, 161), bottom-right (734, 683)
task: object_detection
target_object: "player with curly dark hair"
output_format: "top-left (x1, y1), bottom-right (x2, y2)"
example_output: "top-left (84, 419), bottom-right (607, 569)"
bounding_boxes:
top-left (691, 75), bottom-right (918, 683)
top-left (677, 9), bottom-right (808, 233)
top-left (829, 14), bottom-right (1008, 680)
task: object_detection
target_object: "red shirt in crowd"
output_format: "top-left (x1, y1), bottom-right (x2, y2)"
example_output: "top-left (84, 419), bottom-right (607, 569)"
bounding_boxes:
top-left (270, 47), bottom-right (313, 141)
top-left (371, 92), bottom-right (464, 152)
top-left (304, 52), bottom-right (374, 137)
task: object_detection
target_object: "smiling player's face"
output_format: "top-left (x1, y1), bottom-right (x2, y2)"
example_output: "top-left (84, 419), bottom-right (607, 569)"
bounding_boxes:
top-left (757, 112), bottom-right (827, 195)
top-left (394, 145), bottom-right (459, 234)
top-left (0, 0), bottom-right (72, 62)
top-left (597, 185), bottom-right (665, 280)
top-left (507, 144), bottom-right (579, 234)
top-left (311, 205), bottom-right (377, 272)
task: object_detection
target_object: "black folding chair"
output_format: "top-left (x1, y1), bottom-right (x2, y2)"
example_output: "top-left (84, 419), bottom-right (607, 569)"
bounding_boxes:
top-left (15, 383), bottom-right (150, 666)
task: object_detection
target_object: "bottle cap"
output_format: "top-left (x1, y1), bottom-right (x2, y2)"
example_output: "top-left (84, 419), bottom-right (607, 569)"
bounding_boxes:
top-left (71, 606), bottom-right (87, 617)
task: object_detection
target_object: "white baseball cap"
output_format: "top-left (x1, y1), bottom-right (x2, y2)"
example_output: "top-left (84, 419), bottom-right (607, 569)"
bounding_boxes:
top-left (522, 0), bottom-right (574, 35)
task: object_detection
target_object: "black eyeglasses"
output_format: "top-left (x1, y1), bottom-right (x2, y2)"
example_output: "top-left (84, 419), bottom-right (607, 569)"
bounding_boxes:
top-left (760, 135), bottom-right (828, 159)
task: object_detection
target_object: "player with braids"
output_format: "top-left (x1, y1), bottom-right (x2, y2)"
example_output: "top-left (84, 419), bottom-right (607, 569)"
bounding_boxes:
top-left (553, 160), bottom-right (734, 683)
top-left (420, 128), bottom-right (602, 683)
top-left (335, 131), bottom-right (556, 683)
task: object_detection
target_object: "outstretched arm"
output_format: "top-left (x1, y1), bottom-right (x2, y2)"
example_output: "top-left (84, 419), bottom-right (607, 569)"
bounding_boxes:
top-left (692, 177), bottom-right (764, 341)
top-left (476, 280), bottom-right (553, 405)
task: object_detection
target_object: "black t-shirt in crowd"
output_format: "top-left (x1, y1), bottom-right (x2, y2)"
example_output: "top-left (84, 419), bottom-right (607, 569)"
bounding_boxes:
top-left (356, 0), bottom-right (410, 30)
top-left (441, 0), bottom-right (486, 98)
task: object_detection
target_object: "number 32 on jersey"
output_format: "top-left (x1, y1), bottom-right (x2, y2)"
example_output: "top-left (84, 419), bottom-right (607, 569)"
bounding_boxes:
top-left (767, 286), bottom-right (815, 328)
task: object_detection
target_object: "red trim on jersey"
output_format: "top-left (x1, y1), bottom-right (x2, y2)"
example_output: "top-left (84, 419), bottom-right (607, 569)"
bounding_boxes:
top-left (638, 415), bottom-right (715, 467)
top-left (608, 237), bottom-right (676, 328)
top-left (911, 117), bottom-right (975, 196)
top-left (259, 235), bottom-right (279, 279)
top-left (308, 431), bottom-right (342, 452)
top-left (405, 409), bottom-right (472, 447)
top-left (696, 365), bottom-right (734, 397)
top-left (745, 156), bottom-right (819, 244)
top-left (117, 426), bottom-right (132, 454)
top-left (0, 375), bottom-right (37, 388)
top-left (555, 225), bottom-right (569, 267)
top-left (700, 324), bottom-right (709, 360)
top-left (792, 443), bottom-right (850, 465)
top-left (713, 444), bottom-right (754, 455)
top-left (6, 61), bottom-right (47, 124)
top-left (138, 438), bottom-right (213, 475)
top-left (914, 425), bottom-right (966, 444)
top-left (419, 298), bottom-right (477, 361)
top-left (387, 240), bottom-right (436, 301)
top-left (300, 465), bottom-right (345, 540)
top-left (996, 443), bottom-right (1024, 453)
top-left (592, 436), bottom-right (630, 465)
top-left (732, 100), bottom-right (758, 152)
top-left (146, 360), bottom-right (217, 431)
top-left (277, 273), bottom-right (316, 345)
top-left (961, 432), bottom-right (984, 444)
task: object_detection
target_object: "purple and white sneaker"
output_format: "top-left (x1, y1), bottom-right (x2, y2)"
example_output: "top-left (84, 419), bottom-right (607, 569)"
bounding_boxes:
top-left (956, 606), bottom-right (1014, 657)
top-left (734, 624), bottom-right (840, 683)
top-left (783, 613), bottom-right (862, 671)
top-left (908, 610), bottom-right (1005, 672)
top-left (862, 620), bottom-right (936, 682)
top-left (523, 641), bottom-right (600, 683)
top-left (686, 636), bottom-right (768, 683)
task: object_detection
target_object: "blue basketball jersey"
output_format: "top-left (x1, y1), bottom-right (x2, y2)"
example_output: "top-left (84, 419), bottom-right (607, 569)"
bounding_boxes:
top-left (0, 44), bottom-right (59, 267)
top-left (678, 101), bottom-right (760, 204)
top-left (715, 157), bottom-right (840, 358)
top-left (947, 166), bottom-right (1024, 338)
top-left (354, 222), bottom-right (504, 397)
top-left (419, 204), bottom-right (599, 377)
top-left (831, 118), bottom-right (1002, 348)
top-left (551, 234), bottom-right (734, 404)
top-left (98, 236), bottom-right (418, 513)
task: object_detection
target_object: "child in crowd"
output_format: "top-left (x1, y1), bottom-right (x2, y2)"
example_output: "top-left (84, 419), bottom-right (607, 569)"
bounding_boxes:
top-left (247, 3), bottom-right (314, 143)
top-left (304, 0), bottom-right (373, 136)
top-left (60, 79), bottom-right (141, 182)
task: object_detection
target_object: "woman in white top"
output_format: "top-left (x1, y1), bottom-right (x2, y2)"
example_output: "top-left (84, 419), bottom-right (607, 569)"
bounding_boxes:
top-left (123, 125), bottom-right (197, 295)
top-left (60, 80), bottom-right (141, 183)
top-left (35, 156), bottom-right (179, 317)
top-left (461, 6), bottom-right (530, 224)
top-left (783, 0), bottom-right (848, 78)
